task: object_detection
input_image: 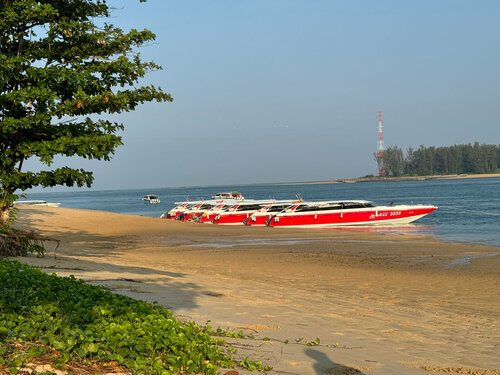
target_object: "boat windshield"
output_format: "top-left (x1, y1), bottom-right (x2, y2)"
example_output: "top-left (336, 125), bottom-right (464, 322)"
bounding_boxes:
top-left (266, 204), bottom-right (290, 212)
top-left (342, 202), bottom-right (374, 209)
top-left (294, 204), bottom-right (340, 212)
top-left (197, 204), bottom-right (213, 210)
top-left (236, 204), bottom-right (263, 211)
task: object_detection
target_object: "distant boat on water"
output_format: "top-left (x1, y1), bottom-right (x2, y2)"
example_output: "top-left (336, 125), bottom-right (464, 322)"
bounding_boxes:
top-left (14, 200), bottom-right (61, 207)
top-left (211, 191), bottom-right (244, 200)
top-left (142, 195), bottom-right (160, 204)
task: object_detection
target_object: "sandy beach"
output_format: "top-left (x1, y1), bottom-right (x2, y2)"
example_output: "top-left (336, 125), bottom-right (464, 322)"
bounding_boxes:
top-left (13, 206), bottom-right (500, 375)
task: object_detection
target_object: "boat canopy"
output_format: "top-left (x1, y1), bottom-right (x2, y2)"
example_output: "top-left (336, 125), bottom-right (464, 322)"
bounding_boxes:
top-left (294, 200), bottom-right (374, 212)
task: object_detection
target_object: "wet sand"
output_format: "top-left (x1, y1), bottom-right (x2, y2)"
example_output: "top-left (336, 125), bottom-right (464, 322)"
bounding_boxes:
top-left (13, 206), bottom-right (500, 375)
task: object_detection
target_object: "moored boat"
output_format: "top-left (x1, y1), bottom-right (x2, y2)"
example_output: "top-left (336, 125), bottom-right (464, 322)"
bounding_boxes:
top-left (211, 200), bottom-right (272, 225)
top-left (142, 195), bottom-right (160, 204)
top-left (211, 191), bottom-right (244, 200)
top-left (162, 201), bottom-right (192, 219)
top-left (14, 200), bottom-right (61, 207)
top-left (243, 200), bottom-right (297, 226)
top-left (181, 202), bottom-right (218, 222)
top-left (267, 200), bottom-right (437, 228)
top-left (198, 203), bottom-right (228, 223)
top-left (162, 195), bottom-right (246, 221)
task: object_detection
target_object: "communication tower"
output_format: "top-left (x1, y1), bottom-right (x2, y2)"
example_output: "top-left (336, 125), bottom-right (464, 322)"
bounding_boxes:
top-left (376, 111), bottom-right (385, 177)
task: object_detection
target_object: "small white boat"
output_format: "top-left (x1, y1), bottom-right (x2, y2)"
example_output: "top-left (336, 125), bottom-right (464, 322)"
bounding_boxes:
top-left (142, 195), bottom-right (160, 204)
top-left (14, 200), bottom-right (61, 207)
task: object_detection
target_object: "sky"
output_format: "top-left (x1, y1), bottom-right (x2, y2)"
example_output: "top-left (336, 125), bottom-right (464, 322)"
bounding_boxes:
top-left (27, 0), bottom-right (500, 190)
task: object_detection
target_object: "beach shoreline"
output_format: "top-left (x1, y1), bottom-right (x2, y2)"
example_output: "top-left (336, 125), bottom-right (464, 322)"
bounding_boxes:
top-left (12, 206), bottom-right (500, 375)
top-left (275, 173), bottom-right (500, 185)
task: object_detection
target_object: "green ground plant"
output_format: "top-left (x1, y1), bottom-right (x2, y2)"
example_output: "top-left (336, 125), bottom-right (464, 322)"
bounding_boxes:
top-left (0, 259), bottom-right (262, 374)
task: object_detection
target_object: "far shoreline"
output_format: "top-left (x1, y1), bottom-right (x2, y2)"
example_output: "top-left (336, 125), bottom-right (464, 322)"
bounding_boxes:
top-left (275, 173), bottom-right (500, 186)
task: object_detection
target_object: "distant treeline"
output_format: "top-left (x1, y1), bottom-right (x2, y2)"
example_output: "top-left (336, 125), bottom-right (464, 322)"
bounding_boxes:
top-left (381, 143), bottom-right (500, 177)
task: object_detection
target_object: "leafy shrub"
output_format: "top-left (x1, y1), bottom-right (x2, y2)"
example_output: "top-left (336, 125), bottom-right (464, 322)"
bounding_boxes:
top-left (0, 226), bottom-right (46, 257)
top-left (0, 259), bottom-right (236, 374)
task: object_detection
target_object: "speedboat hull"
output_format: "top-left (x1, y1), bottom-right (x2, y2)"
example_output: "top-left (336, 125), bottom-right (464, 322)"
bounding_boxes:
top-left (211, 201), bottom-right (273, 225)
top-left (268, 204), bottom-right (437, 228)
top-left (212, 212), bottom-right (253, 225)
top-left (246, 213), bottom-right (274, 226)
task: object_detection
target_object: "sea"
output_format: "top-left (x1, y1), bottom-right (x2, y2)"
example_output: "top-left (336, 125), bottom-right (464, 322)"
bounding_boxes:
top-left (22, 177), bottom-right (500, 248)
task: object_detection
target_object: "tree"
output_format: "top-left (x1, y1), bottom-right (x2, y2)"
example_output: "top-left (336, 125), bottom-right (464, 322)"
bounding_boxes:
top-left (381, 146), bottom-right (404, 177)
top-left (392, 143), bottom-right (500, 176)
top-left (0, 0), bottom-right (172, 224)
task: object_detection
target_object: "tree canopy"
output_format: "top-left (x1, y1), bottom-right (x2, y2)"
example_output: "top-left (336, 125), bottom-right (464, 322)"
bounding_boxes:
top-left (0, 0), bottom-right (172, 223)
top-left (382, 143), bottom-right (500, 177)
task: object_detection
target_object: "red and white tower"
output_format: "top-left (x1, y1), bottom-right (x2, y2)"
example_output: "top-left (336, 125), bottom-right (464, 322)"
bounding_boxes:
top-left (376, 111), bottom-right (385, 177)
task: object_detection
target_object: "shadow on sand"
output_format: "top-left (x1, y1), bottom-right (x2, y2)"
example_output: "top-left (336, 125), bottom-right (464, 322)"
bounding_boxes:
top-left (12, 208), bottom-right (207, 314)
top-left (305, 348), bottom-right (366, 375)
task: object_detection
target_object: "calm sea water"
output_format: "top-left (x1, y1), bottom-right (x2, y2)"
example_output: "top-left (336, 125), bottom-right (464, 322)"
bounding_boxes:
top-left (23, 178), bottom-right (500, 248)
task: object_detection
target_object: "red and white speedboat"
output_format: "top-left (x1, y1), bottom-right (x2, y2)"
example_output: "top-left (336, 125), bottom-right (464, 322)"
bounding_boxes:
top-left (181, 202), bottom-right (219, 221)
top-left (162, 193), bottom-right (246, 220)
top-left (198, 203), bottom-right (228, 223)
top-left (243, 200), bottom-right (296, 226)
top-left (163, 201), bottom-right (216, 221)
top-left (267, 200), bottom-right (437, 228)
top-left (162, 201), bottom-right (192, 220)
top-left (211, 200), bottom-right (272, 225)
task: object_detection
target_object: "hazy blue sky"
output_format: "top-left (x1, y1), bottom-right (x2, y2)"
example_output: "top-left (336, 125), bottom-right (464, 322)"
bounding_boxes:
top-left (28, 0), bottom-right (500, 190)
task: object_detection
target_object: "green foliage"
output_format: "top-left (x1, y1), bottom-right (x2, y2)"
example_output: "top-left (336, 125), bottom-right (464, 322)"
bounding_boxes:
top-left (382, 143), bottom-right (500, 177)
top-left (208, 326), bottom-right (246, 339)
top-left (0, 259), bottom-right (237, 374)
top-left (240, 359), bottom-right (272, 372)
top-left (380, 146), bottom-right (404, 177)
top-left (0, 226), bottom-right (46, 257)
top-left (0, 0), bottom-right (172, 223)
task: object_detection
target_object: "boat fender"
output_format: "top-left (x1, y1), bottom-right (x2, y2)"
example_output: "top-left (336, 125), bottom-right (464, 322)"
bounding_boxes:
top-left (340, 212), bottom-right (343, 219)
top-left (314, 213), bottom-right (317, 220)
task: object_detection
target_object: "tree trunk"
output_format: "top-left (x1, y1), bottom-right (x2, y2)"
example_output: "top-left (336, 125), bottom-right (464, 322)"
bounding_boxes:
top-left (0, 206), bottom-right (10, 226)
